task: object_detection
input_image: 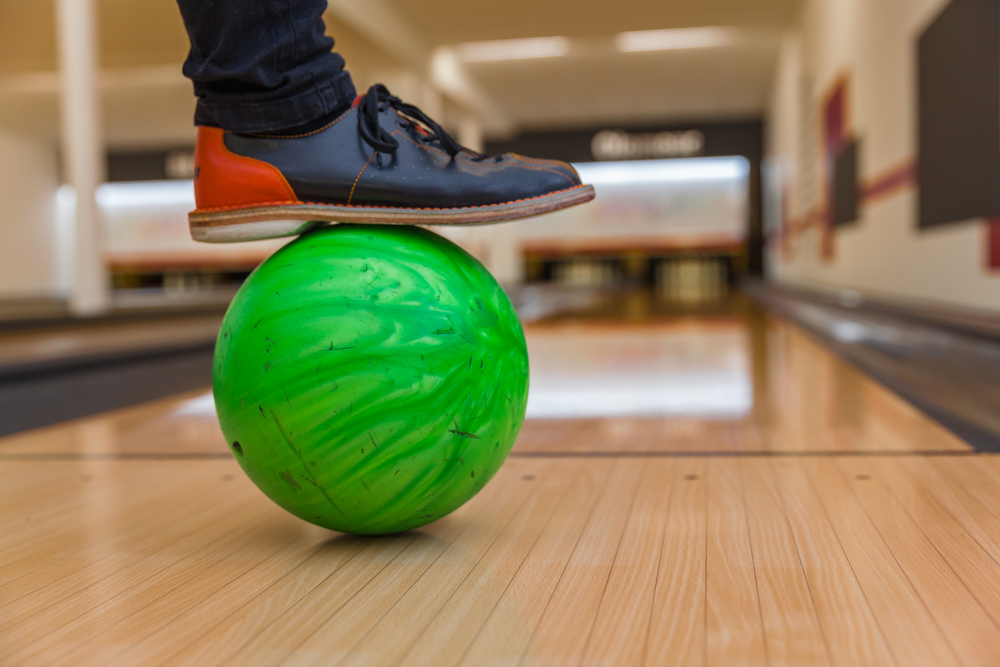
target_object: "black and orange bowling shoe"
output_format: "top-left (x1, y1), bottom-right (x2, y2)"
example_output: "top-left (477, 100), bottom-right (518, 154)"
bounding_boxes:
top-left (189, 84), bottom-right (595, 243)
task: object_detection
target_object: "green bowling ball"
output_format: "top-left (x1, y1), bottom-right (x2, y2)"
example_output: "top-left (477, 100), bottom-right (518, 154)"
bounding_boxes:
top-left (212, 225), bottom-right (528, 535)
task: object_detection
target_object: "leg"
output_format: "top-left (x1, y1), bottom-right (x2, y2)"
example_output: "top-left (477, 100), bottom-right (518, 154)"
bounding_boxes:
top-left (177, 3), bottom-right (593, 243)
top-left (176, 0), bottom-right (355, 133)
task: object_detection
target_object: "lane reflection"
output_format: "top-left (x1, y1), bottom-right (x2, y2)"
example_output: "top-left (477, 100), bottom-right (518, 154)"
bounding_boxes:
top-left (0, 293), bottom-right (971, 456)
top-left (525, 324), bottom-right (752, 418)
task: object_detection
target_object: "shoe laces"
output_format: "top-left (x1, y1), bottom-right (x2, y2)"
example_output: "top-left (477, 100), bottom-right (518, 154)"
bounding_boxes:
top-left (357, 84), bottom-right (498, 164)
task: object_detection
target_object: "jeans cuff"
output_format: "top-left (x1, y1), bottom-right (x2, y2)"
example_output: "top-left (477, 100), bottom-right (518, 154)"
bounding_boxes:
top-left (194, 71), bottom-right (357, 133)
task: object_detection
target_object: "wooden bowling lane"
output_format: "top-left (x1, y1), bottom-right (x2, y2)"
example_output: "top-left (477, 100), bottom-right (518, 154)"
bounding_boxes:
top-left (2, 303), bottom-right (994, 666)
top-left (519, 314), bottom-right (970, 455)
top-left (0, 389), bottom-right (229, 458)
top-left (6, 452), bottom-right (1000, 665)
top-left (0, 312), bottom-right (970, 460)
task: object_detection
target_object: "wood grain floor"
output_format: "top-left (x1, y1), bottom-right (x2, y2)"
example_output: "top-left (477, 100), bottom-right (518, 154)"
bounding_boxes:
top-left (0, 315), bottom-right (969, 459)
top-left (3, 309), bottom-right (998, 666)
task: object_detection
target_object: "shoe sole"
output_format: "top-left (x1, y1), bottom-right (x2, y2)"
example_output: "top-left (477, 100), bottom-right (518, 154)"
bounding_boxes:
top-left (189, 184), bottom-right (596, 243)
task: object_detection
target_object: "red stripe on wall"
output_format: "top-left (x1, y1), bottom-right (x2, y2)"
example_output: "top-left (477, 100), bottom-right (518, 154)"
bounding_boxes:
top-left (859, 160), bottom-right (917, 204)
top-left (774, 157), bottom-right (1000, 274)
top-left (988, 218), bottom-right (1000, 270)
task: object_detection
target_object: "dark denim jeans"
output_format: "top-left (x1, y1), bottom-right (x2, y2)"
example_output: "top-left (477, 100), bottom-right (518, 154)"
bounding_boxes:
top-left (176, 0), bottom-right (356, 133)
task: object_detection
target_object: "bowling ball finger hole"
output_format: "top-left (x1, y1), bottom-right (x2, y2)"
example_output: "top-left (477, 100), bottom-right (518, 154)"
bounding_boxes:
top-left (231, 441), bottom-right (243, 456)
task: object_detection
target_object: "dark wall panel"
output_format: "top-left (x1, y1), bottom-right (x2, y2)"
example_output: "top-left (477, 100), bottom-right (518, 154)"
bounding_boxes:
top-left (485, 119), bottom-right (763, 163)
top-left (833, 140), bottom-right (859, 227)
top-left (918, 0), bottom-right (1000, 228)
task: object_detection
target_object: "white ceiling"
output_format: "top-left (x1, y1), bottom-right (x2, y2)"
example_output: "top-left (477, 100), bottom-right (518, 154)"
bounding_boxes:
top-left (0, 0), bottom-right (800, 146)
top-left (379, 0), bottom-right (798, 130)
top-left (461, 35), bottom-right (782, 130)
top-left (383, 0), bottom-right (801, 42)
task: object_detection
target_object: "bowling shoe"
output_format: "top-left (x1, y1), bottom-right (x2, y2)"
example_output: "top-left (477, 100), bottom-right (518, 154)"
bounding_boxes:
top-left (189, 83), bottom-right (595, 242)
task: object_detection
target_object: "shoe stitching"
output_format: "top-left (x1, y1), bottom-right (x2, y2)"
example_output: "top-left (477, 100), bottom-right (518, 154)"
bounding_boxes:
top-left (348, 152), bottom-right (378, 205)
top-left (208, 122), bottom-right (581, 214)
top-left (512, 154), bottom-right (582, 178)
top-left (511, 153), bottom-right (568, 166)
top-left (193, 183), bottom-right (592, 213)
top-left (395, 130), bottom-right (450, 158)
top-left (456, 155), bottom-right (577, 185)
top-left (392, 133), bottom-right (577, 185)
top-left (208, 128), bottom-right (299, 202)
top-left (350, 130), bottom-right (574, 204)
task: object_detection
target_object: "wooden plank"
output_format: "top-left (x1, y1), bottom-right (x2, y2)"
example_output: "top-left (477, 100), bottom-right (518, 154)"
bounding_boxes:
top-left (308, 460), bottom-right (557, 667)
top-left (520, 460), bottom-right (643, 666)
top-left (0, 460), bottom-right (221, 564)
top-left (213, 460), bottom-right (539, 667)
top-left (180, 460), bottom-right (538, 666)
top-left (11, 500), bottom-right (326, 665)
top-left (643, 459), bottom-right (706, 667)
top-left (704, 459), bottom-right (767, 667)
top-left (0, 473), bottom-right (253, 627)
top-left (801, 458), bottom-right (961, 667)
top-left (582, 459), bottom-right (673, 666)
top-left (457, 461), bottom-right (615, 666)
top-left (513, 420), bottom-right (592, 454)
top-left (836, 457), bottom-right (1000, 666)
top-left (741, 458), bottom-right (831, 667)
top-left (0, 302), bottom-right (997, 666)
top-left (771, 459), bottom-right (896, 667)
top-left (875, 457), bottom-right (1000, 628)
top-left (116, 535), bottom-right (413, 667)
top-left (386, 462), bottom-right (583, 667)
top-left (961, 454), bottom-right (1000, 492)
top-left (158, 456), bottom-right (519, 666)
top-left (919, 456), bottom-right (1000, 563)
top-left (0, 463), bottom-right (251, 623)
top-left (2, 455), bottom-right (999, 666)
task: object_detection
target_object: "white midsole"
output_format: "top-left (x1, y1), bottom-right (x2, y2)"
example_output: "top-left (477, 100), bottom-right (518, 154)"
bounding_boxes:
top-left (188, 185), bottom-right (596, 243)
top-left (190, 219), bottom-right (326, 243)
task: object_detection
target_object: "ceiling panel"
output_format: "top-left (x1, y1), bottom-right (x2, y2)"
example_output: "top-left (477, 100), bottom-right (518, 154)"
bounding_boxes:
top-left (383, 0), bottom-right (801, 43)
top-left (0, 0), bottom-right (799, 143)
top-left (466, 37), bottom-right (781, 129)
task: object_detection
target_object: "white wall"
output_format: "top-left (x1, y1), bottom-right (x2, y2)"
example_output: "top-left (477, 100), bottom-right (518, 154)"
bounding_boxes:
top-left (765, 0), bottom-right (1000, 313)
top-left (0, 129), bottom-right (63, 299)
